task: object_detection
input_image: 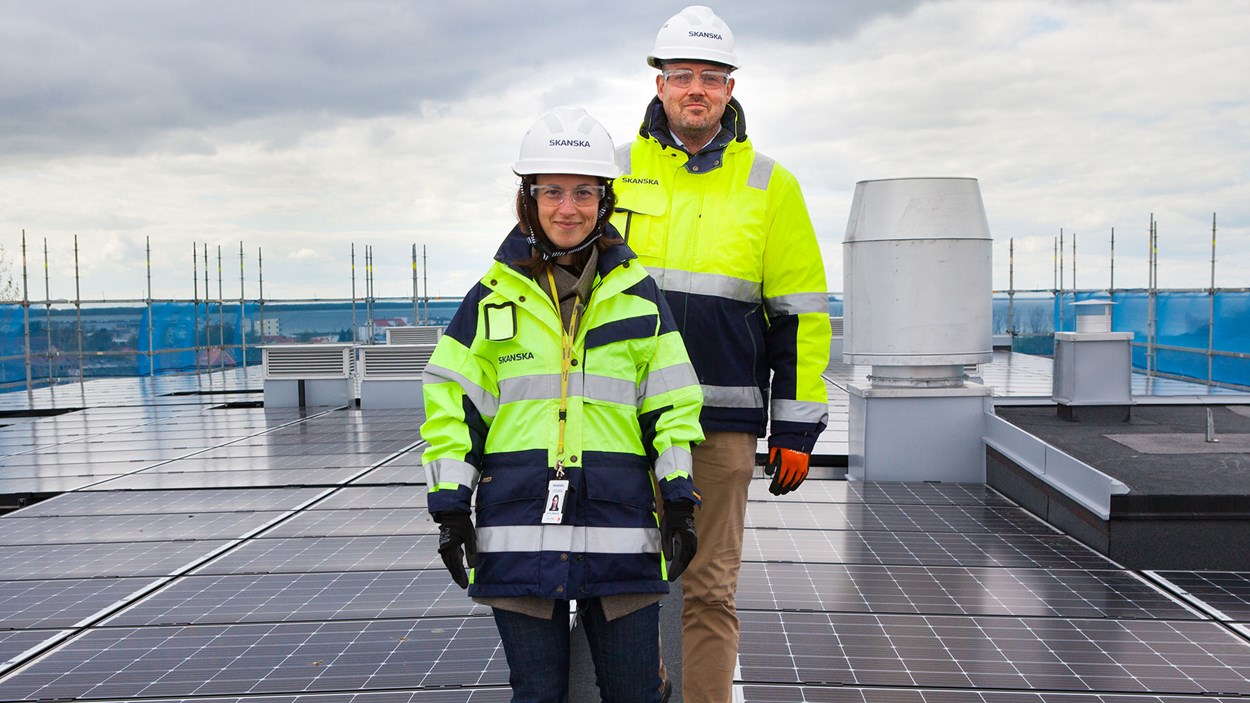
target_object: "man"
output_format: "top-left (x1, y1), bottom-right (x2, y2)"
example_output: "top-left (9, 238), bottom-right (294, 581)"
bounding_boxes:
top-left (611, 6), bottom-right (831, 702)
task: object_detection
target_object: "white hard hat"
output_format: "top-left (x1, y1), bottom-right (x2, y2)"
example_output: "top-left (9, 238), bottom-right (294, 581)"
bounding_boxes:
top-left (513, 106), bottom-right (620, 179)
top-left (647, 5), bottom-right (739, 70)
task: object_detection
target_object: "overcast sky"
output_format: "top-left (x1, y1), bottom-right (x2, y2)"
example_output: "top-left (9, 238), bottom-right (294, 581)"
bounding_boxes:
top-left (1, 0), bottom-right (1247, 303)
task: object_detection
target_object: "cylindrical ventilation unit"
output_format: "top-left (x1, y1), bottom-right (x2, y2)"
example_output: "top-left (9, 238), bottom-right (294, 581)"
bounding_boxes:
top-left (843, 177), bottom-right (993, 387)
top-left (1073, 300), bottom-right (1114, 334)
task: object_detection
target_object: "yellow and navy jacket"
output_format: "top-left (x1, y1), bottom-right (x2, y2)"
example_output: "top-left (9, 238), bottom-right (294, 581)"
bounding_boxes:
top-left (611, 97), bottom-right (830, 453)
top-left (420, 225), bottom-right (704, 599)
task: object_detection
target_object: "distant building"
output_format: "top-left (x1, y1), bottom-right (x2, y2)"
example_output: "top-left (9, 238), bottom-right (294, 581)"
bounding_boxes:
top-left (253, 318), bottom-right (281, 337)
top-left (357, 317), bottom-right (409, 343)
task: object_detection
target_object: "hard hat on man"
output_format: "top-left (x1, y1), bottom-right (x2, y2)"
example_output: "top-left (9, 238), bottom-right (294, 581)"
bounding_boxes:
top-left (646, 5), bottom-right (739, 70)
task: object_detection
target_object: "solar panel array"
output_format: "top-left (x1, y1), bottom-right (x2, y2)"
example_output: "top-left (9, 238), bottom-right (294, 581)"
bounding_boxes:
top-left (1, 365), bottom-right (1249, 702)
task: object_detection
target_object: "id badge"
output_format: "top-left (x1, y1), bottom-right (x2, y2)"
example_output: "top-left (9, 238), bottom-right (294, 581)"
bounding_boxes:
top-left (541, 479), bottom-right (570, 524)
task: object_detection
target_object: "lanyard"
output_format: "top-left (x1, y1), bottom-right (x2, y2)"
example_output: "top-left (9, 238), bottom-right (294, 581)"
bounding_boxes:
top-left (545, 267), bottom-right (580, 479)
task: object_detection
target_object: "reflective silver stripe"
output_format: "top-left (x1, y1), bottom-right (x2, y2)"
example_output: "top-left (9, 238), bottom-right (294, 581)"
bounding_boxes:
top-left (423, 363), bottom-right (499, 417)
top-left (648, 267), bottom-right (760, 305)
top-left (499, 373), bottom-right (561, 403)
top-left (702, 384), bottom-right (764, 409)
top-left (639, 363), bottom-right (701, 405)
top-left (747, 153), bottom-right (775, 190)
top-left (583, 374), bottom-right (636, 406)
top-left (765, 292), bottom-right (830, 318)
top-left (615, 143), bottom-right (633, 175)
top-left (425, 458), bottom-right (479, 490)
top-left (654, 446), bottom-right (692, 482)
top-left (497, 373), bottom-right (634, 406)
top-left (772, 399), bottom-right (829, 425)
top-left (478, 525), bottom-right (660, 554)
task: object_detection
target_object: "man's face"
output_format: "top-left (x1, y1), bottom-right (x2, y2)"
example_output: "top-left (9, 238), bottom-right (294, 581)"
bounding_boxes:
top-left (656, 61), bottom-right (734, 141)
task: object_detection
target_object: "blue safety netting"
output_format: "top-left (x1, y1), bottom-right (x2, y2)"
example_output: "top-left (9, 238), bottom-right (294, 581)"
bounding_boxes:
top-left (4, 291), bottom-right (1248, 391)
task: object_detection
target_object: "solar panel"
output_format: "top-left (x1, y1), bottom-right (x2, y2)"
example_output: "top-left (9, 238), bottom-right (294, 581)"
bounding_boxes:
top-left (104, 571), bottom-right (487, 626)
top-left (1150, 571), bottom-right (1250, 622)
top-left (747, 480), bottom-right (1014, 506)
top-left (147, 455), bottom-right (379, 471)
top-left (0, 511), bottom-right (288, 545)
top-left (262, 509), bottom-right (436, 538)
top-left (314, 485), bottom-right (427, 511)
top-left (0, 577), bottom-right (161, 629)
top-left (736, 562), bottom-right (1201, 620)
top-left (737, 611), bottom-right (1250, 694)
top-left (0, 541), bottom-right (232, 580)
top-left (742, 527), bottom-right (1116, 569)
top-left (191, 443), bottom-right (399, 459)
top-left (349, 461), bottom-right (427, 485)
top-left (87, 467), bottom-right (366, 491)
top-left (0, 629), bottom-right (71, 665)
top-left (743, 502), bottom-right (1056, 535)
top-left (53, 691), bottom-right (515, 703)
top-left (0, 475), bottom-right (116, 495)
top-left (738, 685), bottom-right (1250, 702)
top-left (0, 618), bottom-right (508, 701)
top-left (192, 535), bottom-right (443, 575)
top-left (11, 487), bottom-right (327, 517)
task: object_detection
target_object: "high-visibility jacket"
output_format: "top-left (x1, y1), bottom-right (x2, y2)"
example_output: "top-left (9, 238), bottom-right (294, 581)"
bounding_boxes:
top-left (421, 225), bottom-right (704, 599)
top-left (611, 97), bottom-right (830, 453)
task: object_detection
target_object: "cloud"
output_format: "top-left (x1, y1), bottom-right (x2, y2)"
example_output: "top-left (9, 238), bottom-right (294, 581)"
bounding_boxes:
top-left (0, 0), bottom-right (1247, 302)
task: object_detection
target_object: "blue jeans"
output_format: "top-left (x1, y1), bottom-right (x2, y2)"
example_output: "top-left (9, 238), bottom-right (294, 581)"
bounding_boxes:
top-left (492, 599), bottom-right (661, 703)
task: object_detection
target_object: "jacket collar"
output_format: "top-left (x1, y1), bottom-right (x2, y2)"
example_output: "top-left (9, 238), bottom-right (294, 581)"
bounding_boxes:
top-left (639, 95), bottom-right (747, 173)
top-left (494, 223), bottom-right (636, 280)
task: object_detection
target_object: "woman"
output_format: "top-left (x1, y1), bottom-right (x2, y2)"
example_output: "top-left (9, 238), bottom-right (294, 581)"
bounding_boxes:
top-left (420, 106), bottom-right (703, 703)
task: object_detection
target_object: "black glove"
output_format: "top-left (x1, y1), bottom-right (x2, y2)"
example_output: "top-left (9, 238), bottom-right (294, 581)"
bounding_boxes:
top-left (660, 500), bottom-right (697, 581)
top-left (435, 511), bottom-right (477, 589)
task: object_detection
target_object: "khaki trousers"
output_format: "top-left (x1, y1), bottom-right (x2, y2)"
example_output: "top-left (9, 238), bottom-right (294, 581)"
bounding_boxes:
top-left (681, 431), bottom-right (755, 703)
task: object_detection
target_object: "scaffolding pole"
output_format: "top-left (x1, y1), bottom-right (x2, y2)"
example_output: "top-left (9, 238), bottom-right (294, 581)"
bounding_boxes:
top-left (74, 236), bottom-right (84, 385)
top-left (422, 245), bottom-right (429, 324)
top-left (217, 245), bottom-right (225, 373)
top-left (146, 237), bottom-right (155, 377)
top-left (21, 230), bottom-right (31, 397)
top-left (351, 243), bottom-right (358, 344)
top-left (258, 247), bottom-right (266, 350)
top-left (1071, 231), bottom-right (1077, 293)
top-left (1007, 238), bottom-right (1015, 338)
top-left (1209, 212), bottom-right (1217, 384)
top-left (193, 243), bottom-right (201, 376)
top-left (239, 242), bottom-right (248, 372)
top-left (412, 244), bottom-right (419, 327)
top-left (365, 245), bottom-right (375, 344)
top-left (203, 243), bottom-right (210, 369)
top-left (42, 238), bottom-right (52, 386)
top-left (1058, 228), bottom-right (1065, 333)
top-left (1147, 214), bottom-right (1157, 377)
top-left (1109, 227), bottom-right (1115, 298)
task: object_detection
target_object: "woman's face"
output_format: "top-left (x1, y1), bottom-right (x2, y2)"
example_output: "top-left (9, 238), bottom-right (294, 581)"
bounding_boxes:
top-left (533, 174), bottom-right (601, 252)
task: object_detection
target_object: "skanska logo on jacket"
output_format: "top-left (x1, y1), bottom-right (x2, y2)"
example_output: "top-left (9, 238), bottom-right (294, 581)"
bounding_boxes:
top-left (621, 176), bottom-right (660, 186)
top-left (549, 139), bottom-right (591, 148)
top-left (498, 351), bottom-right (535, 364)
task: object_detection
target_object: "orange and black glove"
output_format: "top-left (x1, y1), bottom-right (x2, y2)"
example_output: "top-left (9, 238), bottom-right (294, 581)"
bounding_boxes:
top-left (764, 447), bottom-right (810, 496)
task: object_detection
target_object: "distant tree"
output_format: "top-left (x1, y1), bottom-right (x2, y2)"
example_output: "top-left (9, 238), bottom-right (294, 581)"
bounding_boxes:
top-left (0, 244), bottom-right (20, 302)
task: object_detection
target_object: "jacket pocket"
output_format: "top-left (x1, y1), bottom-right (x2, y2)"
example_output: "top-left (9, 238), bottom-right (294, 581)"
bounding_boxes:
top-left (581, 454), bottom-right (655, 514)
top-left (475, 458), bottom-right (549, 528)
